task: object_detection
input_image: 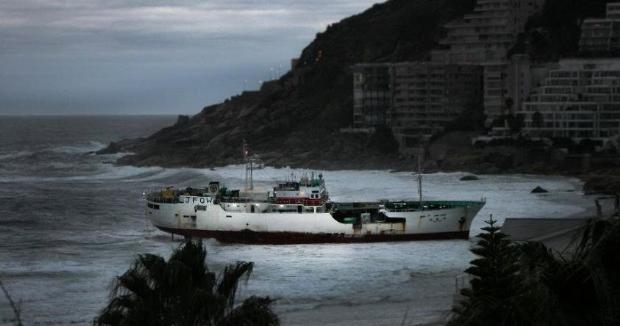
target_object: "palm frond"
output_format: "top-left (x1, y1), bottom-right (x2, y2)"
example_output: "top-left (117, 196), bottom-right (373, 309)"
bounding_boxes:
top-left (217, 261), bottom-right (255, 309)
top-left (218, 296), bottom-right (279, 326)
top-left (97, 241), bottom-right (275, 326)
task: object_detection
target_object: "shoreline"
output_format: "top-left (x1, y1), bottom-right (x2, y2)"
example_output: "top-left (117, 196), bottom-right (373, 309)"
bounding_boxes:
top-left (274, 270), bottom-right (463, 326)
top-left (107, 155), bottom-right (619, 196)
top-left (278, 299), bottom-right (450, 326)
top-left (99, 128), bottom-right (620, 196)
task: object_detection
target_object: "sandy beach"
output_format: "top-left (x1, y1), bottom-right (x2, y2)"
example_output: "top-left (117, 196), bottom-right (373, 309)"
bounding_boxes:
top-left (281, 300), bottom-right (449, 326)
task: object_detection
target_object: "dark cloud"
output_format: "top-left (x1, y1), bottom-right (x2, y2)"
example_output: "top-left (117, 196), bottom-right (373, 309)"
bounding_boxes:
top-left (0, 0), bottom-right (379, 115)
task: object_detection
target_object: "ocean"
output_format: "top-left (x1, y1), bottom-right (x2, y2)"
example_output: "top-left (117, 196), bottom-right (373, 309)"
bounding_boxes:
top-left (0, 115), bottom-right (595, 325)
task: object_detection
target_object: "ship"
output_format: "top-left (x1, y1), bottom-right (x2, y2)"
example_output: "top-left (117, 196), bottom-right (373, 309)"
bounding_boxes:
top-left (145, 143), bottom-right (484, 244)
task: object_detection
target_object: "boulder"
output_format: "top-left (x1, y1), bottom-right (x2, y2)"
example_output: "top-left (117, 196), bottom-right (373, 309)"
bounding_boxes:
top-left (96, 141), bottom-right (121, 154)
top-left (531, 186), bottom-right (549, 193)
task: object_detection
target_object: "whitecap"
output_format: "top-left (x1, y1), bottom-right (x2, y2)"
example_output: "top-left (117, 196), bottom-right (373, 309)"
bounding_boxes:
top-left (63, 164), bottom-right (166, 181)
top-left (49, 141), bottom-right (106, 154)
top-left (48, 162), bottom-right (76, 169)
top-left (0, 164), bottom-right (173, 183)
top-left (98, 151), bottom-right (135, 159)
top-left (0, 150), bottom-right (34, 161)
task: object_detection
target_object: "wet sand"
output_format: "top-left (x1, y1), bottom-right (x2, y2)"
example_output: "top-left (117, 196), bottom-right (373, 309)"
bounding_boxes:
top-left (281, 300), bottom-right (449, 326)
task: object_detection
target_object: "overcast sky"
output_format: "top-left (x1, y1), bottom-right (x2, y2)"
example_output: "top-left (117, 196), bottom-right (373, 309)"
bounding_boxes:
top-left (0, 0), bottom-right (379, 115)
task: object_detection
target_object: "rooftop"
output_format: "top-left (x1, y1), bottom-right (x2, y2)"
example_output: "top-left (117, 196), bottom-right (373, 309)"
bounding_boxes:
top-left (501, 217), bottom-right (587, 253)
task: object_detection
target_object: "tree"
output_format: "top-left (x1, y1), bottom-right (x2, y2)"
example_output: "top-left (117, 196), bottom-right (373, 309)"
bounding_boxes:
top-left (449, 216), bottom-right (527, 325)
top-left (507, 114), bottom-right (525, 134)
top-left (532, 111), bottom-right (544, 129)
top-left (451, 216), bottom-right (620, 326)
top-left (96, 241), bottom-right (278, 326)
top-left (574, 218), bottom-right (620, 325)
top-left (516, 241), bottom-right (600, 325)
top-left (504, 97), bottom-right (514, 116)
top-left (366, 125), bottom-right (399, 154)
top-left (445, 100), bottom-right (486, 132)
top-left (514, 218), bottom-right (620, 326)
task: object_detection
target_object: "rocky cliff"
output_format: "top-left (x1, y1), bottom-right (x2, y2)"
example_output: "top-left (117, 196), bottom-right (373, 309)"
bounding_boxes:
top-left (104, 0), bottom-right (476, 169)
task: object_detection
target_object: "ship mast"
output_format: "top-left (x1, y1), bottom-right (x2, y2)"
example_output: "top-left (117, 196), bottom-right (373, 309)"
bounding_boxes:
top-left (417, 150), bottom-right (423, 209)
top-left (243, 139), bottom-right (253, 191)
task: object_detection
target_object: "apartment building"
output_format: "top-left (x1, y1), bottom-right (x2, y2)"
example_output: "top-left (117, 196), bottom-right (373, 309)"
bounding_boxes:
top-left (507, 55), bottom-right (557, 116)
top-left (352, 64), bottom-right (392, 128)
top-left (520, 59), bottom-right (620, 140)
top-left (351, 0), bottom-right (546, 149)
top-left (579, 2), bottom-right (620, 56)
top-left (432, 0), bottom-right (544, 121)
top-left (352, 62), bottom-right (482, 148)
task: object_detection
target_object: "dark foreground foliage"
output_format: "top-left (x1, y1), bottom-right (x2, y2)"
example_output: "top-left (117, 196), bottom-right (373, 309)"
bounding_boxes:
top-left (95, 241), bottom-right (278, 326)
top-left (451, 216), bottom-right (620, 326)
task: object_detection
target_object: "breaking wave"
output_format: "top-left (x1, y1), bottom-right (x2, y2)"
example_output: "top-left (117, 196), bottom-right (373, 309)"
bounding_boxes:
top-left (0, 141), bottom-right (106, 163)
top-left (0, 150), bottom-right (34, 161)
top-left (0, 164), bottom-right (191, 184)
top-left (63, 165), bottom-right (167, 181)
top-left (48, 141), bottom-right (106, 154)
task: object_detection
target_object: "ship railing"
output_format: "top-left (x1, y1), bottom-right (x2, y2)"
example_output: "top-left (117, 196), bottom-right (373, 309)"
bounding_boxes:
top-left (145, 189), bottom-right (182, 204)
top-left (385, 201), bottom-right (484, 211)
top-left (219, 196), bottom-right (270, 203)
top-left (146, 196), bottom-right (182, 204)
top-left (145, 187), bottom-right (217, 201)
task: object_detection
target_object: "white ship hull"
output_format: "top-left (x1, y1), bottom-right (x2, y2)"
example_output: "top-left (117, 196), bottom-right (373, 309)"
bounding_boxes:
top-left (146, 195), bottom-right (484, 244)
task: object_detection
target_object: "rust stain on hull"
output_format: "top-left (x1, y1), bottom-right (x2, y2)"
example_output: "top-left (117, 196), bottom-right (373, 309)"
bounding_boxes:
top-left (156, 226), bottom-right (470, 244)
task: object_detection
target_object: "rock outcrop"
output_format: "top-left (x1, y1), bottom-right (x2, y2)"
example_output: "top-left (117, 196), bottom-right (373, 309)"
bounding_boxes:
top-left (531, 186), bottom-right (549, 194)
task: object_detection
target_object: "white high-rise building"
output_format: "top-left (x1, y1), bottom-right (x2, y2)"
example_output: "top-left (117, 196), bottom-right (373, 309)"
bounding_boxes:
top-left (352, 62), bottom-right (482, 150)
top-left (520, 59), bottom-right (620, 140)
top-left (579, 2), bottom-right (620, 56)
top-left (507, 55), bottom-right (557, 117)
top-left (432, 0), bottom-right (544, 122)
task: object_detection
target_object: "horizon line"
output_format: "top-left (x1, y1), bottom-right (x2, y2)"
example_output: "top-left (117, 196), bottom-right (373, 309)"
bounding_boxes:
top-left (0, 113), bottom-right (192, 117)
